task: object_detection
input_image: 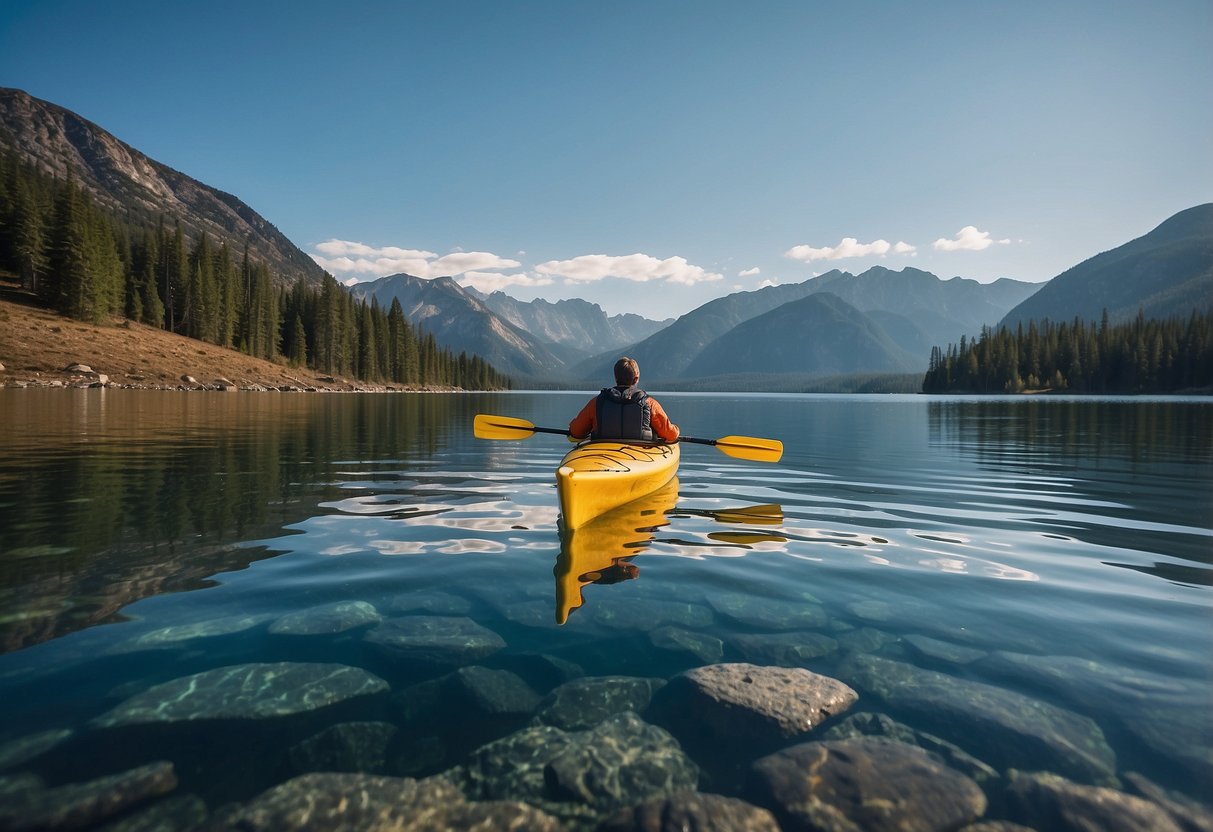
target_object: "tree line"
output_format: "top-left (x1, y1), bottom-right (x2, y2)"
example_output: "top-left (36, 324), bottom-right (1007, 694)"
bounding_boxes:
top-left (0, 148), bottom-right (511, 390)
top-left (923, 310), bottom-right (1213, 394)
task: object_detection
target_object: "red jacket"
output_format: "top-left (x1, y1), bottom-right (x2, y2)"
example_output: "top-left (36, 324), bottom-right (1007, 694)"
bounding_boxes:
top-left (569, 392), bottom-right (679, 442)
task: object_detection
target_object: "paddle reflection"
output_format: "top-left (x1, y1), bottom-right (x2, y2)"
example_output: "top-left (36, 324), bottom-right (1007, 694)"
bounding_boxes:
top-left (554, 481), bottom-right (786, 624)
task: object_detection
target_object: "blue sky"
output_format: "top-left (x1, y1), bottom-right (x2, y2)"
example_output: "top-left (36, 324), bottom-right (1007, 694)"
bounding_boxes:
top-left (2, 1), bottom-right (1210, 317)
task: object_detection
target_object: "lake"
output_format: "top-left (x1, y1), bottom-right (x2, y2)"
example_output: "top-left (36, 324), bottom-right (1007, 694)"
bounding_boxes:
top-left (0, 389), bottom-right (1210, 830)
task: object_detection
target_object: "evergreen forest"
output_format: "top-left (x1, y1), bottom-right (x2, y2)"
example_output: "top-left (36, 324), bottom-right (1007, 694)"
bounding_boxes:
top-left (923, 311), bottom-right (1213, 394)
top-left (0, 149), bottom-right (511, 390)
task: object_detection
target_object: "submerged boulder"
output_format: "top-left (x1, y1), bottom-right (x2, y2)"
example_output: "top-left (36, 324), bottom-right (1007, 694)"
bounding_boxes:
top-left (599, 791), bottom-right (780, 832)
top-left (589, 598), bottom-right (713, 630)
top-left (531, 675), bottom-right (666, 731)
top-left (92, 662), bottom-right (388, 727)
top-left (0, 761), bottom-right (177, 831)
top-left (1005, 769), bottom-right (1182, 832)
top-left (269, 601), bottom-right (382, 636)
top-left (708, 592), bottom-right (828, 631)
top-left (749, 738), bottom-right (987, 832)
top-left (449, 711), bottom-right (698, 829)
top-left (649, 626), bottom-right (724, 664)
top-left (365, 616), bottom-right (506, 665)
top-left (823, 712), bottom-right (998, 783)
top-left (838, 653), bottom-right (1116, 785)
top-left (287, 721), bottom-right (398, 775)
top-left (219, 772), bottom-right (562, 831)
top-left (0, 728), bottom-right (73, 772)
top-left (116, 613), bottom-right (273, 651)
top-left (729, 632), bottom-right (839, 666)
top-left (651, 663), bottom-right (858, 751)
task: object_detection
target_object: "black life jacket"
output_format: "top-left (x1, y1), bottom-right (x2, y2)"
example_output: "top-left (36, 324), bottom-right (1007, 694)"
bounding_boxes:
top-left (593, 385), bottom-right (654, 442)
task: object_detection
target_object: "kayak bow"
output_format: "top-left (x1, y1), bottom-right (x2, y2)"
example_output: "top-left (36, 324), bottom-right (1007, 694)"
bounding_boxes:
top-left (557, 440), bottom-right (680, 530)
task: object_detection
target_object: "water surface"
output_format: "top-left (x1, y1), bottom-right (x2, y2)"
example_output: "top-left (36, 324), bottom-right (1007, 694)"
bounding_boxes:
top-left (1, 389), bottom-right (1209, 824)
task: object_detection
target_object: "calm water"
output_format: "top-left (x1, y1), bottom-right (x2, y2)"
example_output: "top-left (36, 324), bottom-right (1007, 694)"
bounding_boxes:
top-left (1, 390), bottom-right (1210, 825)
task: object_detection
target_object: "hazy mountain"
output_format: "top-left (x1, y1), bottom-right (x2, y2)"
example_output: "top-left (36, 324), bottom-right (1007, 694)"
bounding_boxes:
top-left (684, 293), bottom-right (921, 378)
top-left (0, 87), bottom-right (325, 288)
top-left (1001, 204), bottom-right (1213, 328)
top-left (351, 273), bottom-right (567, 377)
top-left (476, 291), bottom-right (672, 357)
top-left (574, 267), bottom-right (1039, 382)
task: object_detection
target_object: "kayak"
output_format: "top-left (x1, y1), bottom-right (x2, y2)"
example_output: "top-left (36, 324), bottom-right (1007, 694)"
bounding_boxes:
top-left (554, 477), bottom-right (679, 624)
top-left (556, 440), bottom-right (680, 530)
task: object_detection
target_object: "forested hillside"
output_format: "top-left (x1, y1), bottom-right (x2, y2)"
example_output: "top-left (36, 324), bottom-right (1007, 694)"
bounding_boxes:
top-left (923, 311), bottom-right (1213, 394)
top-left (0, 149), bottom-right (510, 390)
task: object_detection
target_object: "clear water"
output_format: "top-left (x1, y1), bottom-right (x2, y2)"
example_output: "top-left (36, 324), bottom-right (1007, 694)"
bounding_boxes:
top-left (1, 390), bottom-right (1210, 823)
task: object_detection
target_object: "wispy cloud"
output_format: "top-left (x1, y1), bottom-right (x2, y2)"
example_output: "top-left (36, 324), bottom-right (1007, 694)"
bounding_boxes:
top-left (310, 239), bottom-right (520, 278)
top-left (458, 271), bottom-right (555, 294)
top-left (759, 278), bottom-right (780, 288)
top-left (535, 253), bottom-right (723, 285)
top-left (893, 241), bottom-right (918, 255)
top-left (786, 237), bottom-right (898, 262)
top-left (933, 226), bottom-right (1010, 252)
top-left (739, 266), bottom-right (761, 277)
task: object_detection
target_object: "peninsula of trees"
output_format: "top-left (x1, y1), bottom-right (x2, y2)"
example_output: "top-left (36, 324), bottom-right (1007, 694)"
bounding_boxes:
top-left (0, 149), bottom-right (511, 390)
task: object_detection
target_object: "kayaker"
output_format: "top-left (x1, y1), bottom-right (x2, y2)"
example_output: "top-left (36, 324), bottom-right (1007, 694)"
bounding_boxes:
top-left (569, 357), bottom-right (680, 443)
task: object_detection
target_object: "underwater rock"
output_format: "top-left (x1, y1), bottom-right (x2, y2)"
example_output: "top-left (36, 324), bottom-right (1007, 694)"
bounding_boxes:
top-left (843, 599), bottom-right (893, 622)
top-left (649, 625), bottom-right (724, 664)
top-left (749, 737), bottom-right (987, 832)
top-left (449, 711), bottom-right (698, 830)
top-left (218, 772), bottom-right (562, 831)
top-left (0, 761), bottom-right (177, 832)
top-left (499, 599), bottom-right (558, 628)
top-left (268, 600), bottom-right (382, 636)
top-left (1123, 772), bottom-right (1213, 832)
top-left (1116, 704), bottom-right (1213, 795)
top-left (382, 590), bottom-right (473, 616)
top-left (838, 653), bottom-right (1116, 785)
top-left (92, 662), bottom-right (388, 727)
top-left (92, 794), bottom-right (208, 832)
top-left (651, 663), bottom-right (857, 750)
top-left (1005, 769), bottom-right (1182, 832)
top-left (955, 822), bottom-right (1037, 832)
top-left (729, 632), bottom-right (838, 666)
top-left (492, 653), bottom-right (585, 693)
top-left (116, 613), bottom-right (273, 651)
top-left (393, 735), bottom-right (447, 778)
top-left (399, 666), bottom-right (541, 723)
top-left (589, 598), bottom-right (713, 630)
top-left (288, 721), bottom-right (398, 775)
top-left (598, 791), bottom-right (780, 832)
top-left (833, 626), bottom-right (895, 654)
top-left (903, 634), bottom-right (987, 665)
top-left (365, 616), bottom-right (506, 665)
top-left (0, 728), bottom-right (73, 772)
top-left (979, 650), bottom-right (1190, 703)
top-left (822, 712), bottom-right (998, 783)
top-left (708, 592), bottom-right (828, 631)
top-left (531, 676), bottom-right (666, 731)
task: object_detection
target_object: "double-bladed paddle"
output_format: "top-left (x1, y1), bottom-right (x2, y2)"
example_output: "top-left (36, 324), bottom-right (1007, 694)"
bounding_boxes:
top-left (473, 414), bottom-right (783, 463)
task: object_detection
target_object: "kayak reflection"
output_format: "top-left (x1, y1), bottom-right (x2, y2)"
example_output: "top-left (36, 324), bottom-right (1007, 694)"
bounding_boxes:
top-left (553, 481), bottom-right (786, 624)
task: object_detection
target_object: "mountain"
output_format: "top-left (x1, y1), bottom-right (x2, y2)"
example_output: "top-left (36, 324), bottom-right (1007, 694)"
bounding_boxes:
top-left (1001, 204), bottom-right (1213, 328)
top-left (476, 291), bottom-right (672, 358)
top-left (574, 267), bottom-right (1039, 382)
top-left (350, 273), bottom-right (567, 377)
top-left (0, 87), bottom-right (325, 288)
top-left (684, 293), bottom-right (921, 378)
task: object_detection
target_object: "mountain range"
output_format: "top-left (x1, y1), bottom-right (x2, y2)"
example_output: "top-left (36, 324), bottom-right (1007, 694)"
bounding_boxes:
top-left (3, 86), bottom-right (1208, 389)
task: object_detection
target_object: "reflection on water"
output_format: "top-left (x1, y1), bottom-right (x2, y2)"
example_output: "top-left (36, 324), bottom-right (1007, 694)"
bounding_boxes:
top-left (1, 391), bottom-right (1210, 827)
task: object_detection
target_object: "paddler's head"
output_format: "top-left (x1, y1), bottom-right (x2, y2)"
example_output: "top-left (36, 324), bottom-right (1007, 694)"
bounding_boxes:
top-left (614, 356), bottom-right (640, 386)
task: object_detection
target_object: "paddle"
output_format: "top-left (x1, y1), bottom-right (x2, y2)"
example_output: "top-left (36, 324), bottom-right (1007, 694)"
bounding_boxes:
top-left (473, 414), bottom-right (783, 463)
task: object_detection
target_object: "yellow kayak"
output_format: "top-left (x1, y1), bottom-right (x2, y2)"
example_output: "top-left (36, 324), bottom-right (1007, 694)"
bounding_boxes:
top-left (554, 477), bottom-right (679, 624)
top-left (556, 440), bottom-right (680, 530)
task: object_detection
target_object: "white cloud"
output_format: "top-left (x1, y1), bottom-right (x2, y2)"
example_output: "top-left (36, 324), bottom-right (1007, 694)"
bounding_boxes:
top-left (739, 266), bottom-right (761, 277)
top-left (310, 239), bottom-right (519, 280)
top-left (785, 237), bottom-right (892, 262)
top-left (893, 241), bottom-right (918, 255)
top-left (933, 226), bottom-right (1011, 252)
top-left (534, 253), bottom-right (723, 286)
top-left (457, 271), bottom-right (555, 294)
top-left (759, 278), bottom-right (780, 288)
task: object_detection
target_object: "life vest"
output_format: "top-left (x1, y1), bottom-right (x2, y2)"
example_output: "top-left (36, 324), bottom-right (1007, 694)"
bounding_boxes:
top-left (593, 385), bottom-right (654, 442)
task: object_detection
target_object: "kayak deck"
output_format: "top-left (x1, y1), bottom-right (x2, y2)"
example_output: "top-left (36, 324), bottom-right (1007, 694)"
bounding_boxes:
top-left (556, 441), bottom-right (680, 530)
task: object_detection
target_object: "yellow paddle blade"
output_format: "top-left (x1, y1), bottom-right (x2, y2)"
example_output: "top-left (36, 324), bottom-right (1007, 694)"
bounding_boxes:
top-left (708, 531), bottom-right (789, 546)
top-left (474, 414), bottom-right (537, 440)
top-left (711, 504), bottom-right (784, 525)
top-left (714, 435), bottom-right (784, 463)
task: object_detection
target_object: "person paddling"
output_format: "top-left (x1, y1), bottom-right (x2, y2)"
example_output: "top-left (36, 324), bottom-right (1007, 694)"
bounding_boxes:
top-left (569, 357), bottom-right (680, 443)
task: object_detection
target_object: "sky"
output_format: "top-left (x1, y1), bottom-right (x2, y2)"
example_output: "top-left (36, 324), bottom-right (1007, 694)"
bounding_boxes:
top-left (2, 1), bottom-right (1210, 318)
